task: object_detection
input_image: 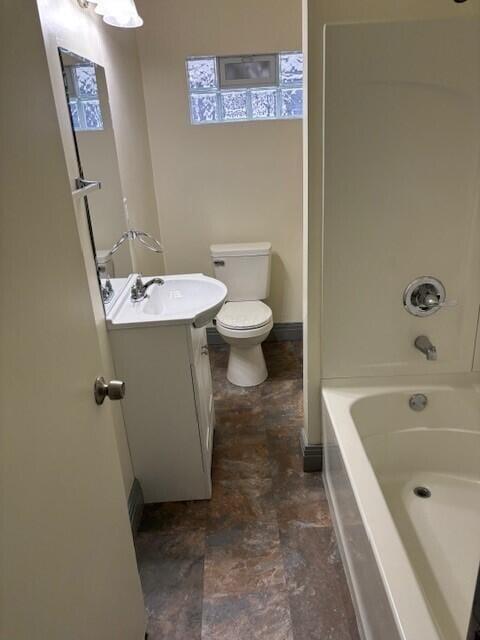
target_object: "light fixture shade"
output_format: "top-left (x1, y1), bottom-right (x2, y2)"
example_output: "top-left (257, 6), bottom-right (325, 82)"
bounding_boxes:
top-left (95, 0), bottom-right (143, 28)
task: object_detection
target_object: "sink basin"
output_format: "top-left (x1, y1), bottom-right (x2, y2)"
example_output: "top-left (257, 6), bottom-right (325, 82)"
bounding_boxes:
top-left (106, 273), bottom-right (227, 329)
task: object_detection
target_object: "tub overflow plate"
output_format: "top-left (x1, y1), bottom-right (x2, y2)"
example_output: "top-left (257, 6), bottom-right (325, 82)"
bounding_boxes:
top-left (409, 393), bottom-right (428, 412)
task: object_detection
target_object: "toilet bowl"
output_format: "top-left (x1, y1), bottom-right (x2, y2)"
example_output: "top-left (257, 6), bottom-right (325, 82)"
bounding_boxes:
top-left (216, 300), bottom-right (273, 386)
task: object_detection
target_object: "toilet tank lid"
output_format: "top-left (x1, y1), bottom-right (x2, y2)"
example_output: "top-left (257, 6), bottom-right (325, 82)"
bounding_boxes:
top-left (210, 242), bottom-right (271, 258)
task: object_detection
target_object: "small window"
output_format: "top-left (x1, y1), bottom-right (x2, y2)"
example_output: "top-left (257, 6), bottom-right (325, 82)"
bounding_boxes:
top-left (65, 63), bottom-right (104, 132)
top-left (219, 54), bottom-right (277, 88)
top-left (186, 51), bottom-right (303, 125)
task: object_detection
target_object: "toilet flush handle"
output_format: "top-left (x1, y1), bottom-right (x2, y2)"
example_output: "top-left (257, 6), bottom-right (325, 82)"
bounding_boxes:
top-left (213, 260), bottom-right (225, 267)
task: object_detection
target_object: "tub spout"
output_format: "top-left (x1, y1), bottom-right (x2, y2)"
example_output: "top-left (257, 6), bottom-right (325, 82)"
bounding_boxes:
top-left (414, 335), bottom-right (437, 361)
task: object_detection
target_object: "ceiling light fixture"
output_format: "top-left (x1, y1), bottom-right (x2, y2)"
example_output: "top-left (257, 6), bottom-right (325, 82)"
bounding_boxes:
top-left (94, 0), bottom-right (144, 29)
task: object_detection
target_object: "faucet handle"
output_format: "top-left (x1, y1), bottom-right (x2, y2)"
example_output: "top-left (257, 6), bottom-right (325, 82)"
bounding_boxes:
top-left (130, 274), bottom-right (146, 301)
top-left (436, 300), bottom-right (457, 309)
top-left (101, 278), bottom-right (114, 304)
top-left (423, 294), bottom-right (457, 310)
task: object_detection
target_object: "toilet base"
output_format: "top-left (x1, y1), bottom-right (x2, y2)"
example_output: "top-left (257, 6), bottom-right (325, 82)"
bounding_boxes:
top-left (227, 344), bottom-right (268, 387)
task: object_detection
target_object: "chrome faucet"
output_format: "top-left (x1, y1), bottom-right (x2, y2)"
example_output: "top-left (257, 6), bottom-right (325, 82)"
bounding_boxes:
top-left (130, 275), bottom-right (164, 302)
top-left (101, 278), bottom-right (114, 304)
top-left (414, 335), bottom-right (437, 361)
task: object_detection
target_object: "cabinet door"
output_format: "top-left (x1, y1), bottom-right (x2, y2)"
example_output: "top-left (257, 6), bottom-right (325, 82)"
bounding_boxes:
top-left (191, 327), bottom-right (214, 464)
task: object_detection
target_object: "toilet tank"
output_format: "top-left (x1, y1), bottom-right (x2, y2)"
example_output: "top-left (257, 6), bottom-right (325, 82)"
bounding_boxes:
top-left (210, 242), bottom-right (271, 301)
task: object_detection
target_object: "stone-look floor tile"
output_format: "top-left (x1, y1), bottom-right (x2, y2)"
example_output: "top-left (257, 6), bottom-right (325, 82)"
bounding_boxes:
top-left (209, 477), bottom-right (276, 528)
top-left (215, 403), bottom-right (264, 424)
top-left (136, 529), bottom-right (205, 640)
top-left (263, 341), bottom-right (302, 381)
top-left (279, 524), bottom-right (356, 640)
top-left (266, 427), bottom-right (304, 478)
top-left (214, 416), bottom-right (266, 444)
top-left (140, 499), bottom-right (208, 533)
top-left (212, 432), bottom-right (270, 481)
top-left (260, 380), bottom-right (304, 427)
top-left (204, 520), bottom-right (286, 597)
top-left (209, 344), bottom-right (228, 369)
top-left (136, 342), bottom-right (359, 640)
top-left (274, 472), bottom-right (332, 529)
top-left (202, 588), bottom-right (294, 640)
top-left (294, 340), bottom-right (303, 370)
top-left (214, 385), bottom-right (263, 412)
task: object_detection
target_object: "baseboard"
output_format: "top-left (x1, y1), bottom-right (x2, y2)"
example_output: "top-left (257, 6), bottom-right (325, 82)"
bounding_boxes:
top-left (300, 429), bottom-right (323, 472)
top-left (207, 321), bottom-right (303, 345)
top-left (128, 478), bottom-right (144, 536)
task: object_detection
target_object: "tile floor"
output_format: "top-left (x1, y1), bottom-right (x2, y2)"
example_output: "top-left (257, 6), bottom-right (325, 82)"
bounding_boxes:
top-left (135, 341), bottom-right (360, 640)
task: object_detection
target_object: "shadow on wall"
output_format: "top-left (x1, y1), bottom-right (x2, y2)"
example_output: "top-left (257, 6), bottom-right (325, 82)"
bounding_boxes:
top-left (269, 251), bottom-right (288, 315)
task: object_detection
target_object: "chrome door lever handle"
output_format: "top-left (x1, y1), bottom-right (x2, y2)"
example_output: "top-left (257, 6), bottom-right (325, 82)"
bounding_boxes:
top-left (94, 377), bottom-right (126, 405)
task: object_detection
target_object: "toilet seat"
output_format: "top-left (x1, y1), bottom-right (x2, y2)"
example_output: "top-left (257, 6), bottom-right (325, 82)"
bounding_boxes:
top-left (216, 301), bottom-right (272, 330)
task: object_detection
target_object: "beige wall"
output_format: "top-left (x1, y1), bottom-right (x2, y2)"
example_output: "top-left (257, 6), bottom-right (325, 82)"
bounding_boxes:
top-left (136, 0), bottom-right (303, 322)
top-left (36, 0), bottom-right (166, 495)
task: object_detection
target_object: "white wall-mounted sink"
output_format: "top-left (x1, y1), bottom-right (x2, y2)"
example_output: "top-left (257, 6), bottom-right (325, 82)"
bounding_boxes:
top-left (106, 273), bottom-right (227, 330)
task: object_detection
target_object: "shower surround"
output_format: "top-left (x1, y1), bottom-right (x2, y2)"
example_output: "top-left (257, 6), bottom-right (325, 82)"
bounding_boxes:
top-left (318, 16), bottom-right (480, 640)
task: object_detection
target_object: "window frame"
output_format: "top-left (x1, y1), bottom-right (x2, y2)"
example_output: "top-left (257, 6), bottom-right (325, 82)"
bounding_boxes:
top-left (218, 54), bottom-right (278, 89)
top-left (186, 51), bottom-right (303, 125)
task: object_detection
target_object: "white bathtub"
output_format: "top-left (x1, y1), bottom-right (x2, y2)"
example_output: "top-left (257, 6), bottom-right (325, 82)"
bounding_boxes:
top-left (322, 375), bottom-right (480, 640)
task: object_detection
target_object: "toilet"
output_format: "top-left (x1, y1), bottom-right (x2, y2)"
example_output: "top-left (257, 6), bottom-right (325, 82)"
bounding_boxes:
top-left (210, 242), bottom-right (273, 387)
top-left (96, 249), bottom-right (115, 278)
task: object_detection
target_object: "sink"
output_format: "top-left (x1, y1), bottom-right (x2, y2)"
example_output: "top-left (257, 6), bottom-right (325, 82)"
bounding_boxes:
top-left (106, 273), bottom-right (227, 329)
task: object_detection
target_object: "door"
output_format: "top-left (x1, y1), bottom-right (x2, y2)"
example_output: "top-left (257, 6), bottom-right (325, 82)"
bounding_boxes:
top-left (0, 4), bottom-right (146, 639)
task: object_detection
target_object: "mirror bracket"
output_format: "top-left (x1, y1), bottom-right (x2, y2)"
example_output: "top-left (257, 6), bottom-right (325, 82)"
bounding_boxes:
top-left (75, 177), bottom-right (102, 191)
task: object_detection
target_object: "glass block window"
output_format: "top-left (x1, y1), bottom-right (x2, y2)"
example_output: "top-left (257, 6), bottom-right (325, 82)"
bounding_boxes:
top-left (186, 52), bottom-right (303, 125)
top-left (66, 64), bottom-right (104, 132)
top-left (251, 89), bottom-right (277, 119)
top-left (221, 90), bottom-right (248, 121)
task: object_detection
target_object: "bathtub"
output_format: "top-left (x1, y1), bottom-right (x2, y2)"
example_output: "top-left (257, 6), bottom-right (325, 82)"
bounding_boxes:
top-left (322, 375), bottom-right (480, 640)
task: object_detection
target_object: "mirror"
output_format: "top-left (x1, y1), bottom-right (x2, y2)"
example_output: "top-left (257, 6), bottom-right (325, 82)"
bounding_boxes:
top-left (59, 49), bottom-right (132, 281)
top-left (58, 48), bottom-right (163, 307)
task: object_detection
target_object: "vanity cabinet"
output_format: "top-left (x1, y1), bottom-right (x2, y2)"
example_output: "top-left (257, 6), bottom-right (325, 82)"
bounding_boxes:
top-left (109, 324), bottom-right (214, 503)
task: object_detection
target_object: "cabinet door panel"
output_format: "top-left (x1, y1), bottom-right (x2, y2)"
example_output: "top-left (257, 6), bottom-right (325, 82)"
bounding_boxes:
top-left (190, 327), bottom-right (214, 461)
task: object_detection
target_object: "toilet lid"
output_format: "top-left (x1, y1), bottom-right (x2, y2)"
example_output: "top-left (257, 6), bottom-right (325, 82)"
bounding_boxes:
top-left (217, 301), bottom-right (272, 330)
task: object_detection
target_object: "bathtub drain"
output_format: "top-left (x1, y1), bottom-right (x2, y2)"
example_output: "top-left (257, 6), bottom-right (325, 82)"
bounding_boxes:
top-left (413, 486), bottom-right (431, 498)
